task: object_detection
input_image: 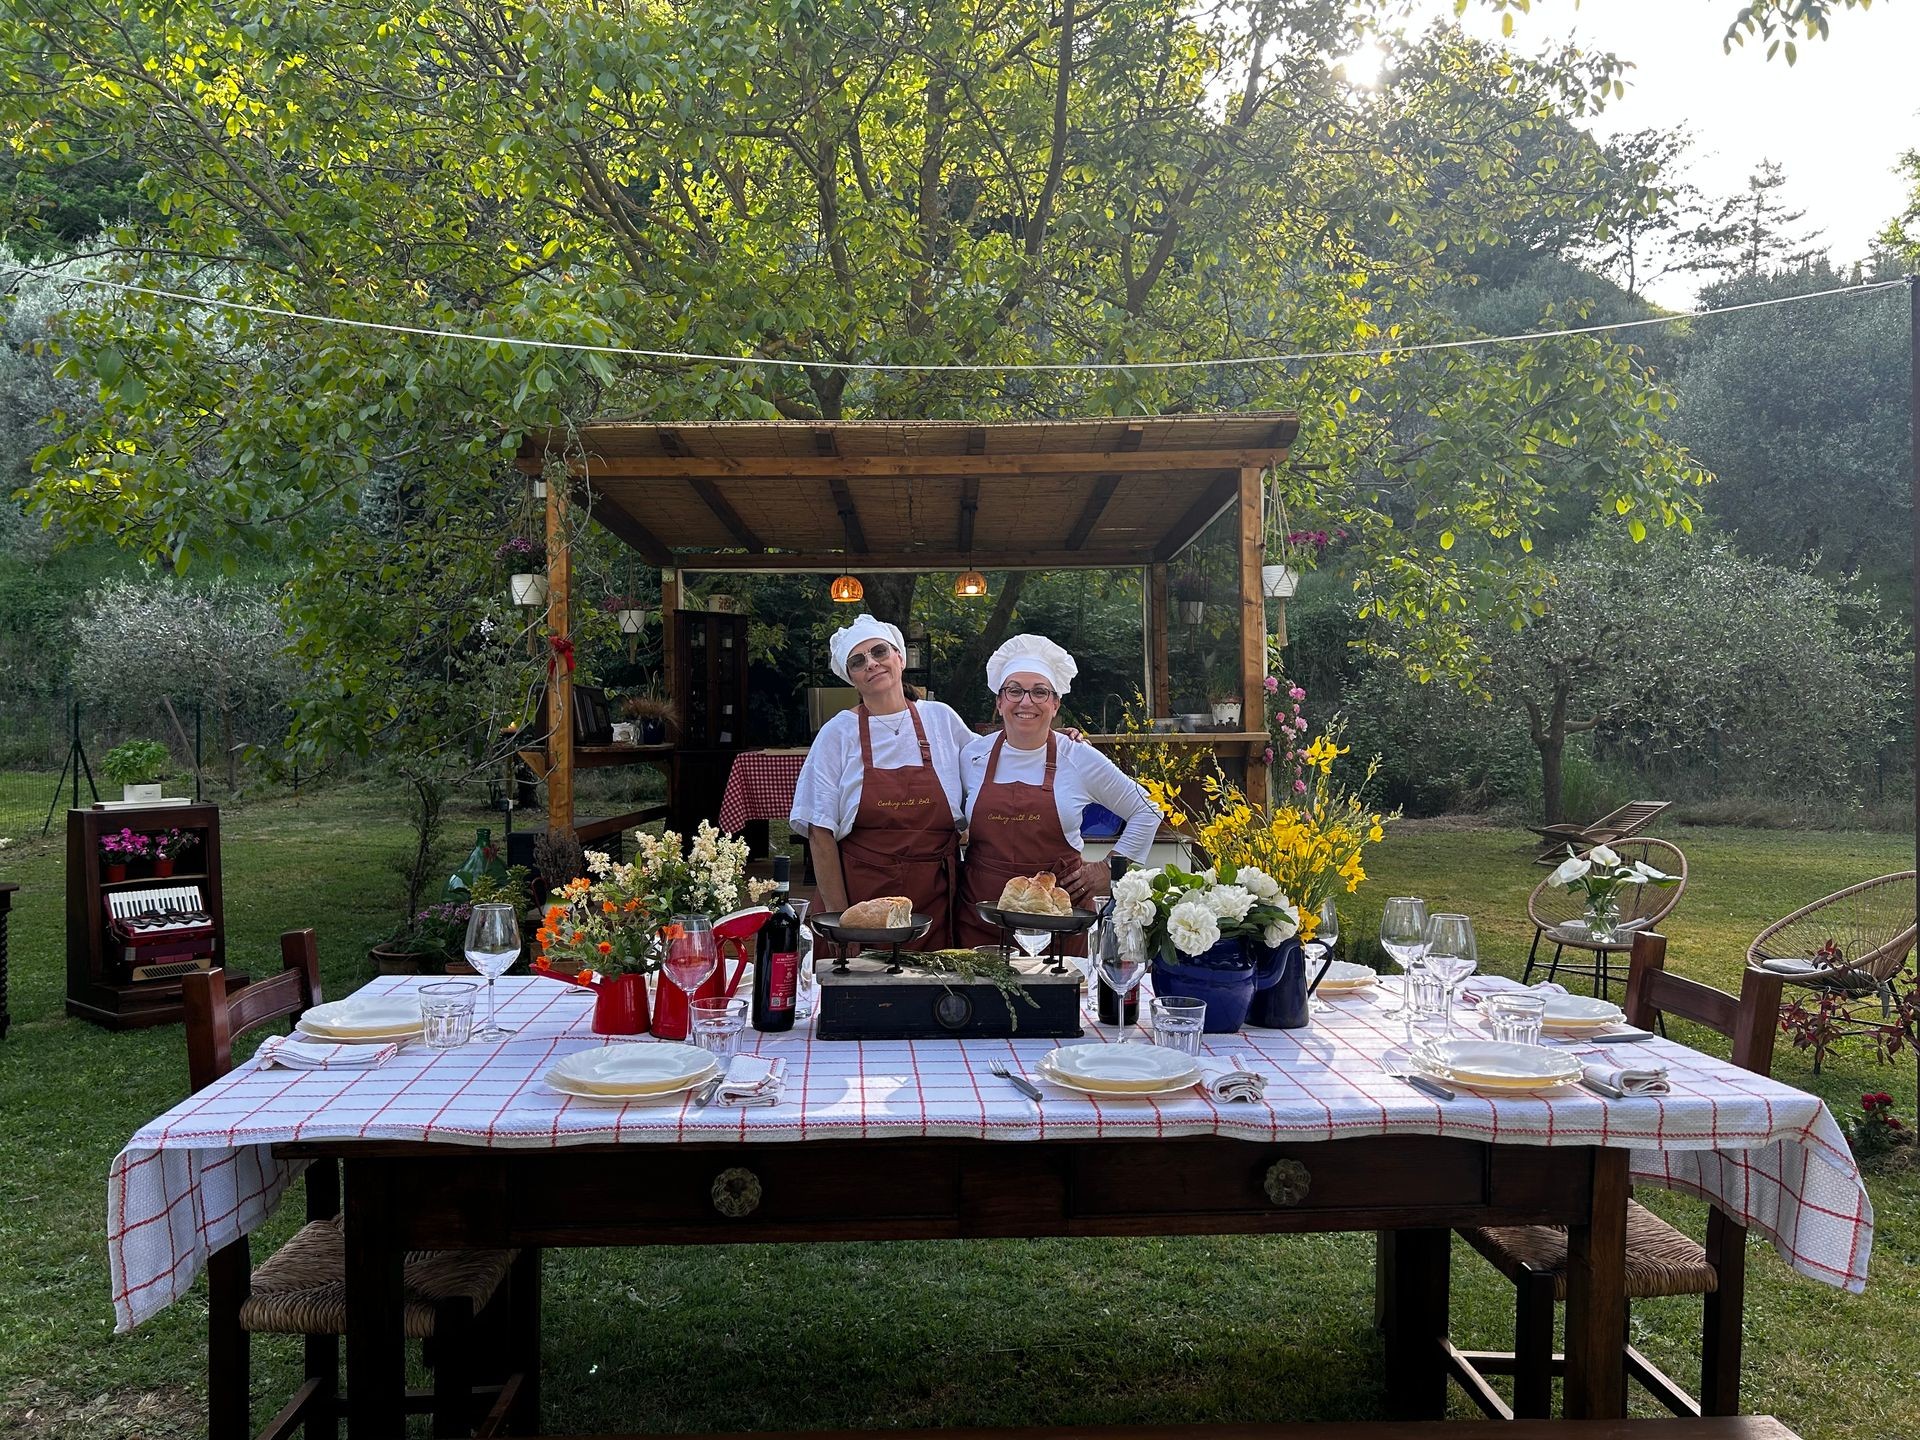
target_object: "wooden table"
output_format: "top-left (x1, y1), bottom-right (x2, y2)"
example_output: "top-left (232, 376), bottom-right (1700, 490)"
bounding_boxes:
top-left (283, 1132), bottom-right (1630, 1437)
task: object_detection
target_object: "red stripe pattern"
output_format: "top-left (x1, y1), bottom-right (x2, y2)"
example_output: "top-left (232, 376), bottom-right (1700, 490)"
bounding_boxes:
top-left (717, 750), bottom-right (809, 835)
top-left (106, 975), bottom-right (1875, 1332)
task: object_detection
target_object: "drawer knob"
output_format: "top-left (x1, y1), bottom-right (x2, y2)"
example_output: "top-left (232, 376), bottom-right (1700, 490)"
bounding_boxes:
top-left (1264, 1158), bottom-right (1311, 1207)
top-left (711, 1166), bottom-right (763, 1218)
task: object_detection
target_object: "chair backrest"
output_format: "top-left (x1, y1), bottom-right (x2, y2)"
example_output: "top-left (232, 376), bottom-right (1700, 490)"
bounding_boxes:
top-left (1746, 871), bottom-right (1918, 985)
top-left (1527, 837), bottom-right (1689, 934)
top-left (1622, 930), bottom-right (1782, 1078)
top-left (182, 930), bottom-right (323, 1092)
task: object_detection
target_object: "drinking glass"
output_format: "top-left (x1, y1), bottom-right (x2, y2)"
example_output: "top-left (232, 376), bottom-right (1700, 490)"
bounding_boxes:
top-left (790, 899), bottom-right (817, 1021)
top-left (463, 902), bottom-right (521, 1041)
top-left (1097, 937), bottom-right (1149, 1045)
top-left (1317, 897), bottom-right (1340, 955)
top-left (419, 981), bottom-right (477, 1049)
top-left (1378, 896), bottom-right (1429, 1016)
top-left (1422, 913), bottom-right (1479, 1038)
top-left (690, 997), bottom-right (749, 1057)
top-left (1404, 966), bottom-right (1451, 1050)
top-left (664, 914), bottom-right (720, 1019)
top-left (1485, 992), bottom-right (1547, 1046)
top-left (1149, 996), bottom-right (1206, 1055)
top-left (1013, 929), bottom-right (1051, 963)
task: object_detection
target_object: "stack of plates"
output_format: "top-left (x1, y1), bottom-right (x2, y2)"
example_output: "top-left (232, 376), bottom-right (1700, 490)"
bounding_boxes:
top-left (1538, 994), bottom-right (1625, 1034)
top-left (544, 1043), bottom-right (719, 1103)
top-left (296, 996), bottom-right (425, 1045)
top-left (1315, 959), bottom-right (1378, 993)
top-left (1037, 1044), bottom-right (1200, 1098)
top-left (1413, 1039), bottom-right (1582, 1094)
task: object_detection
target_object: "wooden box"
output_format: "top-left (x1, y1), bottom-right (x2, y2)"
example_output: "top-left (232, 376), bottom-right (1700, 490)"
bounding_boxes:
top-left (814, 954), bottom-right (1085, 1041)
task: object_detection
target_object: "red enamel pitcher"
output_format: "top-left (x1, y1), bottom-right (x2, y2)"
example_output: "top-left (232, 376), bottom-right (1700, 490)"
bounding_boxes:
top-left (649, 908), bottom-right (769, 1040)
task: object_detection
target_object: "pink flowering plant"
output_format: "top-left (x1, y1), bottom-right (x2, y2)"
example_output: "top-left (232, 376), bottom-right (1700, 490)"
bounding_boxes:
top-left (149, 827), bottom-right (197, 861)
top-left (99, 828), bottom-right (153, 864)
top-left (1262, 650), bottom-right (1311, 795)
top-left (1843, 1092), bottom-right (1915, 1170)
top-left (495, 535), bottom-right (547, 570)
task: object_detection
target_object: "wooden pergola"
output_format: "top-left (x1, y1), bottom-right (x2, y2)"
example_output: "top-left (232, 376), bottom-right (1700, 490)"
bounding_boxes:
top-left (515, 414), bottom-right (1301, 840)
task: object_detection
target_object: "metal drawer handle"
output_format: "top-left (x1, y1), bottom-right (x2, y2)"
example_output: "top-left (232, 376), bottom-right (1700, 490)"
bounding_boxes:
top-left (1264, 1158), bottom-right (1311, 1207)
top-left (712, 1166), bottom-right (763, 1218)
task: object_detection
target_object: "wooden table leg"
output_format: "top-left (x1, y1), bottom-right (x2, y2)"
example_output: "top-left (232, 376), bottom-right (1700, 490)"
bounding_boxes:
top-left (343, 1159), bottom-right (407, 1440)
top-left (1377, 1227), bottom-right (1450, 1419)
top-left (1564, 1145), bottom-right (1630, 1419)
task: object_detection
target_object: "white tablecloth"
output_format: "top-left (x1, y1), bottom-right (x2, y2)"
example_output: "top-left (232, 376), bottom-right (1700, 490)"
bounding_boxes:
top-left (108, 974), bottom-right (1874, 1331)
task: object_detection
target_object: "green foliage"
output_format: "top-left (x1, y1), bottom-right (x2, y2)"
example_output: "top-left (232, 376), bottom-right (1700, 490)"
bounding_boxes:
top-left (99, 737), bottom-right (168, 786)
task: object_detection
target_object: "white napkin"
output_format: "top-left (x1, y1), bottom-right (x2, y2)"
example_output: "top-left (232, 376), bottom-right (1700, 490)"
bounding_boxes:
top-left (1198, 1057), bottom-right (1267, 1103)
top-left (256, 1034), bottom-right (400, 1070)
top-left (1582, 1061), bottom-right (1670, 1096)
top-left (1460, 976), bottom-right (1567, 1006)
top-left (717, 1054), bottom-right (787, 1107)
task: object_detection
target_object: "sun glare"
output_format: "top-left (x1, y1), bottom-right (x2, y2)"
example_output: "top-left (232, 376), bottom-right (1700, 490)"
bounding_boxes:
top-left (1335, 42), bottom-right (1387, 90)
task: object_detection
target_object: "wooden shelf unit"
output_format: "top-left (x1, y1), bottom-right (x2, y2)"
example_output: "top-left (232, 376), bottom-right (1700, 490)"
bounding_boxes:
top-left (66, 803), bottom-right (227, 1031)
top-left (675, 610), bottom-right (750, 749)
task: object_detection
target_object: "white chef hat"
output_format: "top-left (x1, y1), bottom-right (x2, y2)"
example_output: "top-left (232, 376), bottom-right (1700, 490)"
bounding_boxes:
top-left (828, 614), bottom-right (906, 682)
top-left (986, 633), bottom-right (1078, 697)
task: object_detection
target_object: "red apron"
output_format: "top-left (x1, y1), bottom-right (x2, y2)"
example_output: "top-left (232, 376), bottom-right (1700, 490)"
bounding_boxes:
top-left (955, 731), bottom-right (1087, 954)
top-left (836, 703), bottom-right (958, 952)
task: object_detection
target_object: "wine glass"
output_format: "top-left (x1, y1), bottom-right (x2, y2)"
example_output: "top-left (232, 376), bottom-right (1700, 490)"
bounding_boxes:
top-left (1377, 896), bottom-right (1429, 1016)
top-left (1422, 913), bottom-right (1479, 1039)
top-left (1097, 934), bottom-right (1149, 1046)
top-left (1317, 897), bottom-right (1340, 956)
top-left (1013, 928), bottom-right (1051, 964)
top-left (664, 915), bottom-right (720, 1022)
top-left (463, 902), bottom-right (521, 1041)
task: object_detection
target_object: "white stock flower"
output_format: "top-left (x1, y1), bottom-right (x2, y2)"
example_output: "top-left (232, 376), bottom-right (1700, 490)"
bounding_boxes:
top-left (1203, 884), bottom-right (1255, 922)
top-left (1549, 854), bottom-right (1592, 887)
top-left (1238, 867), bottom-right (1280, 902)
top-left (1166, 900), bottom-right (1222, 956)
top-left (1262, 899), bottom-right (1301, 948)
top-left (1112, 869), bottom-right (1153, 904)
top-left (584, 849), bottom-right (611, 876)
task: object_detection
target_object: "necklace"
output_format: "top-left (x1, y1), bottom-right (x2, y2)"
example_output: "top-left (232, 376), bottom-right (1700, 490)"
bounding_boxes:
top-left (869, 708), bottom-right (912, 741)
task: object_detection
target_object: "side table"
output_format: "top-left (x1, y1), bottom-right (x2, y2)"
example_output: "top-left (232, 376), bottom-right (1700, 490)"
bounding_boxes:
top-left (0, 882), bottom-right (17, 1039)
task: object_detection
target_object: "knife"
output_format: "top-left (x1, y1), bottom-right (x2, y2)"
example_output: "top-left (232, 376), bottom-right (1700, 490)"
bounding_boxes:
top-left (1397, 1072), bottom-right (1456, 1102)
top-left (1580, 1076), bottom-right (1626, 1099)
top-left (1582, 1030), bottom-right (1657, 1045)
top-left (692, 1075), bottom-right (725, 1108)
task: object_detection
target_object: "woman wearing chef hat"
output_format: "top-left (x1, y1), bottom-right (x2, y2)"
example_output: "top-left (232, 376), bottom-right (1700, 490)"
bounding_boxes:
top-left (788, 614), bottom-right (974, 949)
top-left (953, 634), bottom-right (1162, 950)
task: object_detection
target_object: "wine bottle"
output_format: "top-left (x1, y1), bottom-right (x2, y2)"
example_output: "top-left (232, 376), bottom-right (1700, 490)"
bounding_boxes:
top-left (752, 856), bottom-right (801, 1032)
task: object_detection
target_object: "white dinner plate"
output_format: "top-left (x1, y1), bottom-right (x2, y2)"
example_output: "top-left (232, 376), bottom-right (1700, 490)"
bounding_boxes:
top-left (1414, 1039), bottom-right (1582, 1091)
top-left (545, 1068), bottom-right (718, 1104)
top-left (298, 996), bottom-right (425, 1038)
top-left (546, 1043), bottom-right (718, 1097)
top-left (1036, 1059), bottom-right (1199, 1099)
top-left (1315, 960), bottom-right (1378, 991)
top-left (1540, 994), bottom-right (1625, 1030)
top-left (295, 1018), bottom-right (423, 1044)
top-left (1041, 1044), bottom-right (1199, 1092)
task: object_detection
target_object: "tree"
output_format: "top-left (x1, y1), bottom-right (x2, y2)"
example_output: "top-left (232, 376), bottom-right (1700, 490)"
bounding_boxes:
top-left (1681, 160), bottom-right (1824, 281)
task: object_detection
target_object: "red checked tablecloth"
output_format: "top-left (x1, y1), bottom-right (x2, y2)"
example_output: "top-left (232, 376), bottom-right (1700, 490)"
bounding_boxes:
top-left (716, 749), bottom-right (809, 835)
top-left (108, 974), bottom-right (1875, 1331)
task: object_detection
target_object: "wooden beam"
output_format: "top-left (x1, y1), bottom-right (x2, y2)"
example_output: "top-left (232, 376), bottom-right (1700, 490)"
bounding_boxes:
top-left (957, 476), bottom-right (980, 554)
top-left (1063, 475), bottom-right (1121, 550)
top-left (1153, 475), bottom-right (1241, 562)
top-left (545, 475), bottom-right (574, 840)
top-left (574, 449), bottom-right (1287, 479)
top-left (828, 476), bottom-right (868, 553)
top-left (675, 548), bottom-right (1146, 574)
top-left (686, 478), bottom-right (766, 551)
top-left (581, 482), bottom-right (673, 567)
top-left (1147, 563), bottom-right (1170, 718)
top-left (1238, 466), bottom-right (1269, 809)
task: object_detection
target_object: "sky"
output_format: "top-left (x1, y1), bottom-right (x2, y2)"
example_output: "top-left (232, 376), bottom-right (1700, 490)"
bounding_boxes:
top-left (1406, 0), bottom-right (1920, 306)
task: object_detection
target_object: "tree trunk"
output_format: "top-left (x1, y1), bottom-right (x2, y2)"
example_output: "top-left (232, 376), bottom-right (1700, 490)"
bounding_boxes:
top-left (858, 573), bottom-right (917, 634)
top-left (221, 705), bottom-right (238, 792)
top-left (1538, 683), bottom-right (1570, 826)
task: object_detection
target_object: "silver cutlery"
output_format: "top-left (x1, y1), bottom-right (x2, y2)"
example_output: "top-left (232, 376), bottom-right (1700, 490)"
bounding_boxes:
top-left (692, 1075), bottom-right (724, 1108)
top-left (1581, 1030), bottom-right (1657, 1045)
top-left (1580, 1075), bottom-right (1626, 1099)
top-left (1393, 1070), bottom-right (1456, 1102)
top-left (988, 1059), bottom-right (1044, 1102)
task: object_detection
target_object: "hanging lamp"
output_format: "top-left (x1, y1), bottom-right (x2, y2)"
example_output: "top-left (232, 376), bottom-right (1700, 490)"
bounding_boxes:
top-left (953, 569), bottom-right (989, 599)
top-left (830, 574), bottom-right (865, 603)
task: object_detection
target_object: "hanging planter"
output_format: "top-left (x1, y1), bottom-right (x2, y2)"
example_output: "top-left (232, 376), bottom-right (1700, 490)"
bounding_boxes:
top-left (1177, 599), bottom-right (1205, 625)
top-left (601, 593), bottom-right (648, 659)
top-left (497, 536), bottom-right (548, 607)
top-left (1261, 564), bottom-right (1299, 598)
top-left (509, 573), bottom-right (549, 606)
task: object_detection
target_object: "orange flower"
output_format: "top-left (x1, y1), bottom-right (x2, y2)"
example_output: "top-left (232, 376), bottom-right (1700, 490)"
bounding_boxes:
top-left (622, 898), bottom-right (641, 913)
top-left (576, 969), bottom-right (592, 983)
top-left (596, 941), bottom-right (612, 955)
top-left (531, 955), bottom-right (550, 972)
top-left (545, 905), bottom-right (564, 924)
top-left (662, 922), bottom-right (686, 941)
top-left (572, 930), bottom-right (585, 944)
top-left (602, 900), bottom-right (617, 915)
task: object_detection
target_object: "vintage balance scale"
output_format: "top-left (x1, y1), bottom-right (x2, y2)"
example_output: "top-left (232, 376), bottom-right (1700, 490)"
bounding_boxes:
top-left (808, 902), bottom-right (1099, 1040)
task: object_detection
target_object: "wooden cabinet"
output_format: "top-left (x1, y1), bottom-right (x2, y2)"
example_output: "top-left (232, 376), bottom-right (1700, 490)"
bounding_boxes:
top-left (674, 611), bottom-right (750, 749)
top-left (66, 803), bottom-right (227, 1030)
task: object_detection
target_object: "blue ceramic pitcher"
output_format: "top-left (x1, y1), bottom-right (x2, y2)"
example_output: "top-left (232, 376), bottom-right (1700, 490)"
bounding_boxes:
top-left (1149, 936), bottom-right (1284, 1032)
top-left (1244, 938), bottom-right (1308, 1030)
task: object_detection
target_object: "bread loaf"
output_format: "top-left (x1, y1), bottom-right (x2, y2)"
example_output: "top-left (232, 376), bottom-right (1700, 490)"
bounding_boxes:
top-left (996, 872), bottom-right (1073, 915)
top-left (841, 896), bottom-right (913, 928)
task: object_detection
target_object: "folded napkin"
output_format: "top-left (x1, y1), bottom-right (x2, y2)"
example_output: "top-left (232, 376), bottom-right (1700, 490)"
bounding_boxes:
top-left (1198, 1057), bottom-right (1267, 1103)
top-left (717, 1054), bottom-right (787, 1107)
top-left (1582, 1061), bottom-right (1670, 1097)
top-left (1460, 975), bottom-right (1567, 1006)
top-left (256, 1034), bottom-right (400, 1070)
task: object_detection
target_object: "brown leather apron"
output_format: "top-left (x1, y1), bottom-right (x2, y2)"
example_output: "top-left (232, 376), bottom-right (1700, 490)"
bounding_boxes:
top-left (955, 730), bottom-right (1087, 954)
top-left (835, 702), bottom-right (958, 952)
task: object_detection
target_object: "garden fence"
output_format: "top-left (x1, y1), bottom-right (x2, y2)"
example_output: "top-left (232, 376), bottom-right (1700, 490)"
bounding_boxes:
top-left (0, 696), bottom-right (205, 837)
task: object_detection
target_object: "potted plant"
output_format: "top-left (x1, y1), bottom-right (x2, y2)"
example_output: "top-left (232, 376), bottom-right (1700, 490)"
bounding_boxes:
top-left (369, 900), bottom-right (473, 975)
top-left (1548, 843), bottom-right (1678, 944)
top-left (148, 827), bottom-right (197, 878)
top-left (99, 828), bottom-right (152, 882)
top-left (1172, 569), bottom-right (1207, 625)
top-left (102, 739), bottom-right (170, 804)
top-left (497, 537), bottom-right (549, 606)
top-left (1208, 690), bottom-right (1243, 728)
top-left (623, 688), bottom-right (674, 745)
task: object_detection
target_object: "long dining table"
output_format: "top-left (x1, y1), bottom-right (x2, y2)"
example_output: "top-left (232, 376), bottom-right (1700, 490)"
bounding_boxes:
top-left (109, 973), bottom-right (1874, 1437)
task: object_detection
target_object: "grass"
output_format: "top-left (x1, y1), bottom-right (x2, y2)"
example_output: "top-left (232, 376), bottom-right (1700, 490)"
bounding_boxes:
top-left (0, 790), bottom-right (1914, 1437)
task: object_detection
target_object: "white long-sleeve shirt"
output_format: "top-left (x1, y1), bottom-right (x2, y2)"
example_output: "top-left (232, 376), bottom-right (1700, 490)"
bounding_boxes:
top-left (787, 701), bottom-right (974, 841)
top-left (959, 732), bottom-right (1162, 864)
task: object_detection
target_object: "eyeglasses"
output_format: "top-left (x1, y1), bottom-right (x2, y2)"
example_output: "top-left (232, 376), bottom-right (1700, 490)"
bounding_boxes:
top-left (845, 642), bottom-right (895, 671)
top-left (998, 684), bottom-right (1058, 704)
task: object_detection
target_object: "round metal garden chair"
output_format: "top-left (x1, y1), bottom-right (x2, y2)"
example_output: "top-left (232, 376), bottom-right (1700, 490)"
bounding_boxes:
top-left (1522, 837), bottom-right (1689, 998)
top-left (1747, 871), bottom-right (1916, 1071)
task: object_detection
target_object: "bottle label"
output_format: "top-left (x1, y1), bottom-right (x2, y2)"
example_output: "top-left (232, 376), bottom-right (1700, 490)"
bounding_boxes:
top-left (767, 950), bottom-right (799, 1011)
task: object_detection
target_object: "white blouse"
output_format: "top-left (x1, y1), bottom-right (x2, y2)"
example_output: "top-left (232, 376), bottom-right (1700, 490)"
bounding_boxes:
top-left (788, 701), bottom-right (975, 842)
top-left (959, 731), bottom-right (1162, 864)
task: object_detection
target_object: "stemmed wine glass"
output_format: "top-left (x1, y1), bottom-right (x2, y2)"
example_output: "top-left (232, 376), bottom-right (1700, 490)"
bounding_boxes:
top-left (1317, 897), bottom-right (1340, 956)
top-left (1377, 896), bottom-right (1429, 1017)
top-left (1097, 930), bottom-right (1148, 1046)
top-left (1422, 913), bottom-right (1479, 1039)
top-left (664, 915), bottom-right (720, 1027)
top-left (1012, 928), bottom-right (1052, 964)
top-left (463, 902), bottom-right (521, 1041)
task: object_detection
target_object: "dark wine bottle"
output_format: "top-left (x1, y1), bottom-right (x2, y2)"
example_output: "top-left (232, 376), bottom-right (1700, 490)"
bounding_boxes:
top-left (752, 856), bottom-right (801, 1032)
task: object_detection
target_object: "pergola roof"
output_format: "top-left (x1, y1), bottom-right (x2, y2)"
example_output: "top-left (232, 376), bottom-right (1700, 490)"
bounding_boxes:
top-left (516, 414), bottom-right (1299, 572)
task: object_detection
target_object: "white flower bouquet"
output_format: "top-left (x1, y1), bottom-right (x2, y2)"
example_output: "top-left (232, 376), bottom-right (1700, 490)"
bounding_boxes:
top-left (1548, 843), bottom-right (1677, 941)
top-left (1111, 862), bottom-right (1301, 964)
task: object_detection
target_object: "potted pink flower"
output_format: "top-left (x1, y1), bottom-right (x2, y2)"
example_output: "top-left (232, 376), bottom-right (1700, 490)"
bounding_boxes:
top-left (148, 828), bottom-right (197, 878)
top-left (100, 828), bottom-right (153, 882)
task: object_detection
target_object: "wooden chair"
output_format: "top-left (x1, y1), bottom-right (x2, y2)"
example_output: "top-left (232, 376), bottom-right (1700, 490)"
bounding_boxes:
top-left (1522, 837), bottom-right (1688, 998)
top-left (1529, 799), bottom-right (1671, 863)
top-left (1747, 871), bottom-right (1916, 1072)
top-left (1446, 931), bottom-right (1784, 1420)
top-left (183, 931), bottom-right (539, 1439)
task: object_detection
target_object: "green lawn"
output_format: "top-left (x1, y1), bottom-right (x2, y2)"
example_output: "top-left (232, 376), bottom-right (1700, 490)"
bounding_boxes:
top-left (0, 791), bottom-right (1912, 1437)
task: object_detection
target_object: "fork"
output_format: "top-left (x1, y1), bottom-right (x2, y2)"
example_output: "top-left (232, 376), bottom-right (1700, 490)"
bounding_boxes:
top-left (988, 1059), bottom-right (1044, 1103)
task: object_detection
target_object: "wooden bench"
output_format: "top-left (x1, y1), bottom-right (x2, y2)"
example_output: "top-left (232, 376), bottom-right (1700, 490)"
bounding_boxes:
top-left (525, 1418), bottom-right (1804, 1440)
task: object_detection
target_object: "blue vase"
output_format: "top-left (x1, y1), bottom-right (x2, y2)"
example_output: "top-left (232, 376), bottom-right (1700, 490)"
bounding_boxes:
top-left (1244, 938), bottom-right (1308, 1029)
top-left (1150, 936), bottom-right (1284, 1033)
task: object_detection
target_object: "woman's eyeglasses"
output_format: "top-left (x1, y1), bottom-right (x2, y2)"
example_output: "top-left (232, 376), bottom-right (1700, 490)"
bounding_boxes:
top-left (845, 642), bottom-right (895, 671)
top-left (999, 684), bottom-right (1057, 703)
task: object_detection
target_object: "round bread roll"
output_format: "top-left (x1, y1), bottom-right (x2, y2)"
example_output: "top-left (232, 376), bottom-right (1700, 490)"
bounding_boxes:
top-left (996, 873), bottom-right (1073, 915)
top-left (841, 896), bottom-right (913, 929)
